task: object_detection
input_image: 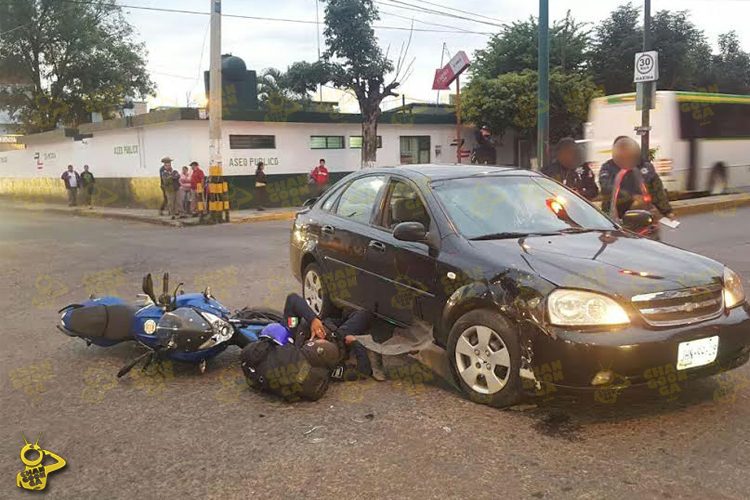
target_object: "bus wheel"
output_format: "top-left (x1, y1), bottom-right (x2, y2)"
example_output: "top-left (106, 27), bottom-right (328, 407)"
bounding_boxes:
top-left (708, 162), bottom-right (728, 195)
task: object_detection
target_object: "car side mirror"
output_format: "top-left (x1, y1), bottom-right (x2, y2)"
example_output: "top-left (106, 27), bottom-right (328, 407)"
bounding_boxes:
top-left (302, 198), bottom-right (317, 208)
top-left (393, 222), bottom-right (428, 243)
top-left (622, 210), bottom-right (653, 232)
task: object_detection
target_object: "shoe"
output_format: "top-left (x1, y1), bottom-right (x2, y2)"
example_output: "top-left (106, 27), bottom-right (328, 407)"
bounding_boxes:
top-left (159, 211), bottom-right (164, 216)
top-left (366, 351), bottom-right (386, 381)
top-left (257, 207), bottom-right (265, 211)
top-left (89, 206), bottom-right (93, 210)
top-left (171, 215), bottom-right (176, 220)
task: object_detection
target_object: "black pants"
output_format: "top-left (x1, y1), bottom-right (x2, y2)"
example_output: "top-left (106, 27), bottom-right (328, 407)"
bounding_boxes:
top-left (282, 293), bottom-right (373, 375)
top-left (160, 188), bottom-right (167, 212)
top-left (255, 186), bottom-right (267, 209)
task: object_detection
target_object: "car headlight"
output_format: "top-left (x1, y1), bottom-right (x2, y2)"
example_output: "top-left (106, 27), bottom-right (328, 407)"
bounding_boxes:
top-left (548, 289), bottom-right (630, 326)
top-left (724, 267), bottom-right (746, 309)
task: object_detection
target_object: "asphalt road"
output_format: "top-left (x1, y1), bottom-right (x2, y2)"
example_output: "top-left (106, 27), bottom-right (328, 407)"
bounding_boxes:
top-left (1, 206), bottom-right (750, 499)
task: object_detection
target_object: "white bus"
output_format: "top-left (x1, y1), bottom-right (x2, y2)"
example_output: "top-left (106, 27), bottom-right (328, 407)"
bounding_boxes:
top-left (586, 91), bottom-right (750, 194)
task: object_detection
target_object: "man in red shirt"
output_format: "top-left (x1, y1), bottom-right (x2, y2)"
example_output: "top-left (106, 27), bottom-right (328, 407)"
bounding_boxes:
top-left (310, 159), bottom-right (330, 196)
top-left (190, 161), bottom-right (206, 215)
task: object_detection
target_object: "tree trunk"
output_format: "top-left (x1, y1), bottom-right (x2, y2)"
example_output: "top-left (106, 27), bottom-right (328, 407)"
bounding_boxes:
top-left (361, 107), bottom-right (380, 169)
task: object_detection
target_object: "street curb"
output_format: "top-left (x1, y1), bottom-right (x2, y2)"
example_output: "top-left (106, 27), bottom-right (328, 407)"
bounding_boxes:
top-left (230, 211), bottom-right (298, 224)
top-left (669, 193), bottom-right (750, 216)
top-left (0, 204), bottom-right (188, 227)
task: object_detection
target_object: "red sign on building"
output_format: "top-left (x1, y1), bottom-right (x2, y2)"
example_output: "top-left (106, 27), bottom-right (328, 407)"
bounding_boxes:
top-left (432, 51), bottom-right (471, 90)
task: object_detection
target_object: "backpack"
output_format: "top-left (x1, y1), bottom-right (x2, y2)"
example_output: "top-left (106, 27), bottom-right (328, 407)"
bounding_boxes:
top-left (240, 339), bottom-right (330, 402)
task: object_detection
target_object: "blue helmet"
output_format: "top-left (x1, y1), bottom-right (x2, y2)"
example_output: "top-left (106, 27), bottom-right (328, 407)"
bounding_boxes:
top-left (259, 323), bottom-right (293, 345)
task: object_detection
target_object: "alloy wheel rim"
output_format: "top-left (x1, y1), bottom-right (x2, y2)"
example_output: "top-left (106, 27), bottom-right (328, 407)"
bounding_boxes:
top-left (304, 270), bottom-right (324, 315)
top-left (454, 325), bottom-right (510, 395)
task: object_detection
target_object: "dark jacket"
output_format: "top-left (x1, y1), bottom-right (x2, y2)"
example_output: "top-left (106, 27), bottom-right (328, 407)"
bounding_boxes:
top-left (599, 159), bottom-right (672, 218)
top-left (160, 168), bottom-right (180, 192)
top-left (81, 171), bottom-right (95, 187)
top-left (542, 161), bottom-right (599, 200)
top-left (61, 171), bottom-right (81, 189)
top-left (255, 168), bottom-right (267, 187)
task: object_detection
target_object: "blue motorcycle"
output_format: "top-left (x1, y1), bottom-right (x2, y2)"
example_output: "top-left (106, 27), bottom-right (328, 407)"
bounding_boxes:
top-left (57, 273), bottom-right (282, 377)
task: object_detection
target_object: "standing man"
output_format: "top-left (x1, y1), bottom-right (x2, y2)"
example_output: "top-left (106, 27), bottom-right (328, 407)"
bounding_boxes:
top-left (159, 157), bottom-right (173, 215)
top-left (310, 158), bottom-right (330, 197)
top-left (80, 165), bottom-right (96, 209)
top-left (254, 161), bottom-right (267, 211)
top-left (542, 138), bottom-right (599, 200)
top-left (61, 165), bottom-right (80, 207)
top-left (160, 162), bottom-right (180, 219)
top-left (599, 136), bottom-right (675, 220)
top-left (190, 161), bottom-right (206, 216)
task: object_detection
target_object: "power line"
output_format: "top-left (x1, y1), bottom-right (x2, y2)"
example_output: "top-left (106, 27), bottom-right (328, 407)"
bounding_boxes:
top-left (5, 0), bottom-right (492, 35)
top-left (379, 8), bottom-right (492, 35)
top-left (409, 0), bottom-right (507, 24)
top-left (376, 0), bottom-right (505, 28)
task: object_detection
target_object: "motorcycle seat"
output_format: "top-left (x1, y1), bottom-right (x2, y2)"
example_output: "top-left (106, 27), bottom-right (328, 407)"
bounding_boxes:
top-left (66, 304), bottom-right (136, 342)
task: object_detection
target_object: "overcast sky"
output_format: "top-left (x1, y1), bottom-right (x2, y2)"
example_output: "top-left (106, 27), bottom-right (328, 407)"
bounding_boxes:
top-left (122, 0), bottom-right (750, 112)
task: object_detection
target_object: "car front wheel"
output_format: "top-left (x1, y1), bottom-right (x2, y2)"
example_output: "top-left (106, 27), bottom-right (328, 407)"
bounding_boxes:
top-left (302, 262), bottom-right (334, 318)
top-left (447, 309), bottom-right (522, 408)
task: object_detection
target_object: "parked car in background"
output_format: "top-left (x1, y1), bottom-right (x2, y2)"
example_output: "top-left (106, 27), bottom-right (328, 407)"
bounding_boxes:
top-left (290, 164), bottom-right (750, 407)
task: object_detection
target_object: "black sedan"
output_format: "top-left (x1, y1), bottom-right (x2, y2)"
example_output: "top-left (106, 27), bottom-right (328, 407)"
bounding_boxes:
top-left (290, 165), bottom-right (750, 407)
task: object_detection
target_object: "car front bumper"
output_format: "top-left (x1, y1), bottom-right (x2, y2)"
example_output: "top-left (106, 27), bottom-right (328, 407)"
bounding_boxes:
top-left (528, 302), bottom-right (750, 389)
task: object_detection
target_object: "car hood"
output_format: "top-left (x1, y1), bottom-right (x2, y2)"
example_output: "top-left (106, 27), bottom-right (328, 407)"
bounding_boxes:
top-left (470, 231), bottom-right (723, 299)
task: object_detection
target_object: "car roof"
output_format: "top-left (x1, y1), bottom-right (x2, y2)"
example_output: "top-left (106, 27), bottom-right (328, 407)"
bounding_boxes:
top-left (363, 164), bottom-right (539, 182)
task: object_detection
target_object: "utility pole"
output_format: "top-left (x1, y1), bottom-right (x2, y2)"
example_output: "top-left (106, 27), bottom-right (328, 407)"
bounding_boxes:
top-left (640, 0), bottom-right (652, 164)
top-left (208, 0), bottom-right (228, 222)
top-left (537, 0), bottom-right (550, 170)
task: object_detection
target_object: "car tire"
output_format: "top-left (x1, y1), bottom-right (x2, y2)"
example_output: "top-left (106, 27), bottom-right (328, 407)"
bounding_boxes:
top-left (447, 309), bottom-right (522, 408)
top-left (302, 262), bottom-right (335, 318)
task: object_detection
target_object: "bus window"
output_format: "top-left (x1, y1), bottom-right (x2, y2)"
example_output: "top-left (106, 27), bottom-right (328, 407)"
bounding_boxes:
top-left (679, 103), bottom-right (750, 139)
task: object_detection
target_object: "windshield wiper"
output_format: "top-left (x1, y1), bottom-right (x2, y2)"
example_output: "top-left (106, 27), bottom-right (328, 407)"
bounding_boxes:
top-left (557, 227), bottom-right (610, 234)
top-left (470, 231), bottom-right (555, 241)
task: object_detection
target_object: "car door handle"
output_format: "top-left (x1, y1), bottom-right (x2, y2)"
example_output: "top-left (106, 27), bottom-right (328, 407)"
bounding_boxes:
top-left (321, 225), bottom-right (335, 235)
top-left (368, 240), bottom-right (386, 252)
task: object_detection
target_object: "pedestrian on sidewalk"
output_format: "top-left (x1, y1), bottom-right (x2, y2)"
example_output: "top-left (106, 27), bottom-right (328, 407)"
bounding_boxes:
top-left (542, 138), bottom-right (599, 201)
top-left (159, 157), bottom-right (173, 215)
top-left (309, 158), bottom-right (330, 197)
top-left (179, 166), bottom-right (192, 217)
top-left (190, 161), bottom-right (206, 216)
top-left (61, 165), bottom-right (81, 207)
top-left (160, 162), bottom-right (180, 219)
top-left (80, 165), bottom-right (96, 209)
top-left (255, 161), bottom-right (267, 211)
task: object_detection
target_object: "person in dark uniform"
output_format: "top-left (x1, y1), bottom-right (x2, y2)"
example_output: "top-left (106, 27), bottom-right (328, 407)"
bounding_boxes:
top-left (280, 293), bottom-right (377, 380)
top-left (542, 138), bottom-right (599, 200)
top-left (599, 136), bottom-right (676, 221)
top-left (472, 125), bottom-right (497, 165)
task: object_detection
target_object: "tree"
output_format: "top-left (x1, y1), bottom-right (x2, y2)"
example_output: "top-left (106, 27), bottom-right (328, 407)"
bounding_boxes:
top-left (709, 31), bottom-right (750, 94)
top-left (471, 11), bottom-right (590, 79)
top-left (286, 0), bottom-right (408, 168)
top-left (0, 0), bottom-right (154, 133)
top-left (589, 3), bottom-right (642, 95)
top-left (462, 71), bottom-right (602, 143)
top-left (590, 3), bottom-right (713, 94)
top-left (650, 10), bottom-right (711, 90)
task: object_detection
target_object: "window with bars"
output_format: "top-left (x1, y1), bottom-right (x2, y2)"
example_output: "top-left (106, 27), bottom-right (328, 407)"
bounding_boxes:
top-left (310, 136), bottom-right (345, 149)
top-left (229, 135), bottom-right (276, 149)
top-left (349, 136), bottom-right (383, 149)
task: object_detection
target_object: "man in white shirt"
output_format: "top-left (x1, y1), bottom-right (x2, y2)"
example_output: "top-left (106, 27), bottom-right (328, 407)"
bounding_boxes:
top-left (61, 165), bottom-right (81, 207)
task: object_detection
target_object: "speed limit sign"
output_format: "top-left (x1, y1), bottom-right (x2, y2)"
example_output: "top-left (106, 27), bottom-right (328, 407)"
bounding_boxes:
top-left (634, 51), bottom-right (659, 83)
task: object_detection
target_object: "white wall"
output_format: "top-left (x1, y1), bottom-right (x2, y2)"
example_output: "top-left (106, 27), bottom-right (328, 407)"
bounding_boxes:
top-left (0, 119), bottom-right (504, 178)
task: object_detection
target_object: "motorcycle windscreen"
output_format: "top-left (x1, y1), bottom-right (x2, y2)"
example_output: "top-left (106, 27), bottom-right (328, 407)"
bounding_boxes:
top-left (156, 308), bottom-right (213, 353)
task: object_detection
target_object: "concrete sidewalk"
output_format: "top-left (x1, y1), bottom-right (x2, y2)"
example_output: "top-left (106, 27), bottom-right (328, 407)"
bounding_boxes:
top-left (3, 192), bottom-right (750, 227)
top-left (0, 200), bottom-right (301, 227)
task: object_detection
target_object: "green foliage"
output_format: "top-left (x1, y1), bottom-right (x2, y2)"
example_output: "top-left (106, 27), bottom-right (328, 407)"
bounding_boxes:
top-left (588, 3), bottom-right (642, 95)
top-left (650, 10), bottom-right (712, 90)
top-left (0, 0), bottom-right (154, 133)
top-left (471, 11), bottom-right (590, 79)
top-left (462, 71), bottom-right (602, 142)
top-left (710, 32), bottom-right (750, 94)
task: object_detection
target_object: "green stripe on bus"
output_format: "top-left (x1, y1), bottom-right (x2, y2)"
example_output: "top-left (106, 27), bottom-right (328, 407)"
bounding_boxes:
top-left (675, 92), bottom-right (750, 104)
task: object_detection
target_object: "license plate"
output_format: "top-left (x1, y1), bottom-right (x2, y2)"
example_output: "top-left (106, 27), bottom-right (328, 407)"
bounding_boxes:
top-left (676, 336), bottom-right (719, 370)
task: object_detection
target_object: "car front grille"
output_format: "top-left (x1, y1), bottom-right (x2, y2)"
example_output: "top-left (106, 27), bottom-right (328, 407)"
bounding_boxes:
top-left (631, 283), bottom-right (724, 327)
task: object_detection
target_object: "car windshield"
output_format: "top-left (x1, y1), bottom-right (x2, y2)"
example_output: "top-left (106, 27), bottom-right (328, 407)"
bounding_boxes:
top-left (432, 175), bottom-right (616, 240)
